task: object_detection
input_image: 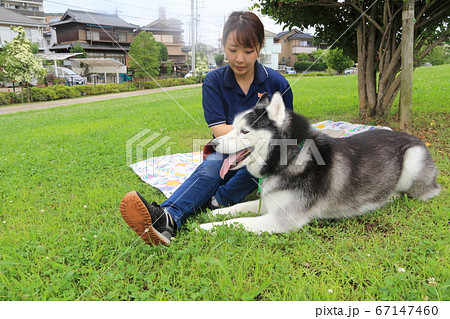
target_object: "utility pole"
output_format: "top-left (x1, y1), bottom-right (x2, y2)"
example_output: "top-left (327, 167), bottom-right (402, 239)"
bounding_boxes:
top-left (400, 0), bottom-right (415, 133)
top-left (191, 0), bottom-right (196, 76)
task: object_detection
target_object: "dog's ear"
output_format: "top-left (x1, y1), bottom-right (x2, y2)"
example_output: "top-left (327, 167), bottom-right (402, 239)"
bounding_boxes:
top-left (266, 92), bottom-right (286, 126)
top-left (255, 92), bottom-right (270, 109)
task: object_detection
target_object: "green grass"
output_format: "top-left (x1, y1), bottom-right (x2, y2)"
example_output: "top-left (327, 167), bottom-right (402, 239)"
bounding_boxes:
top-left (0, 65), bottom-right (448, 301)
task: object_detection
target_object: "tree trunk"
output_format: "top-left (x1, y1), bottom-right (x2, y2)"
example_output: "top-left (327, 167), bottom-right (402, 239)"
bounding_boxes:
top-left (365, 27), bottom-right (377, 114)
top-left (400, 0), bottom-right (415, 133)
top-left (356, 20), bottom-right (369, 118)
top-left (356, 3), bottom-right (404, 120)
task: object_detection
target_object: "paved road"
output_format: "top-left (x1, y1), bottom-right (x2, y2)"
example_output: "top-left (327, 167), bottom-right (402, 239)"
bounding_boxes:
top-left (0, 83), bottom-right (202, 115)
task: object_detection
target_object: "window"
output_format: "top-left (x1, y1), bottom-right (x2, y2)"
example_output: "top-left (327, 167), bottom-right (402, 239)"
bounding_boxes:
top-left (298, 40), bottom-right (312, 47)
top-left (161, 35), bottom-right (173, 43)
top-left (29, 6), bottom-right (39, 11)
top-left (114, 33), bottom-right (127, 42)
top-left (153, 34), bottom-right (173, 43)
top-left (86, 31), bottom-right (100, 41)
top-left (105, 53), bottom-right (125, 64)
top-left (87, 52), bottom-right (104, 59)
top-left (10, 4), bottom-right (20, 9)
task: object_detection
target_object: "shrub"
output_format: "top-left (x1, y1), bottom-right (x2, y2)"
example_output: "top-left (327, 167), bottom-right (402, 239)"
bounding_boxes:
top-left (325, 48), bottom-right (354, 74)
top-left (0, 76), bottom-right (202, 106)
top-left (41, 87), bottom-right (58, 101)
top-left (53, 85), bottom-right (81, 99)
top-left (104, 83), bottom-right (120, 93)
top-left (143, 81), bottom-right (160, 89)
top-left (73, 85), bottom-right (89, 96)
top-left (118, 83), bottom-right (137, 92)
top-left (296, 53), bottom-right (310, 61)
top-left (302, 72), bottom-right (331, 77)
top-left (0, 92), bottom-right (16, 105)
top-left (282, 72), bottom-right (331, 78)
top-left (294, 61), bottom-right (328, 71)
top-left (30, 87), bottom-right (46, 101)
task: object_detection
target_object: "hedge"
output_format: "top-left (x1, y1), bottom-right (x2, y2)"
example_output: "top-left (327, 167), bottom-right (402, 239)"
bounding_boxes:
top-left (294, 61), bottom-right (328, 71)
top-left (0, 75), bottom-right (206, 106)
top-left (283, 72), bottom-right (331, 78)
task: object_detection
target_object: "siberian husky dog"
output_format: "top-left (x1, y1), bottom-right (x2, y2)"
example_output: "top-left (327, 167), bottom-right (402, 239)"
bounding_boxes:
top-left (199, 92), bottom-right (441, 234)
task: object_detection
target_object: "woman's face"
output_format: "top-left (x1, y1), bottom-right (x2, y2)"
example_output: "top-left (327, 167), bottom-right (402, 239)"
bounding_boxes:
top-left (224, 31), bottom-right (260, 78)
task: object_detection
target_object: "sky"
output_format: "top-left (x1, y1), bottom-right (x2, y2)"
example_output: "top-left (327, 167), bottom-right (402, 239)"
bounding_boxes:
top-left (43, 0), bottom-right (299, 47)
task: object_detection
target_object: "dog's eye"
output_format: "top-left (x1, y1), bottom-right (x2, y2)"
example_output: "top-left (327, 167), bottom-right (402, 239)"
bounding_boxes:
top-left (240, 129), bottom-right (249, 134)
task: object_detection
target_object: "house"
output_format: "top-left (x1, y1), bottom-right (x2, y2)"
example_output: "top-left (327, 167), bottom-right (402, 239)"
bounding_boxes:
top-left (259, 30), bottom-right (281, 70)
top-left (0, 0), bottom-right (45, 23)
top-left (275, 29), bottom-right (326, 67)
top-left (137, 7), bottom-right (188, 62)
top-left (49, 9), bottom-right (138, 66)
top-left (196, 42), bottom-right (220, 67)
top-left (0, 7), bottom-right (46, 50)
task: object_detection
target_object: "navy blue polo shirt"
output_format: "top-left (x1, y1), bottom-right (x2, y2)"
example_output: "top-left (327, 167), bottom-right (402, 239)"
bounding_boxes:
top-left (202, 61), bottom-right (293, 127)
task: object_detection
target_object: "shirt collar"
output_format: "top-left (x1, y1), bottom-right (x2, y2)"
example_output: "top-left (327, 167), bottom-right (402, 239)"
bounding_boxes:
top-left (223, 61), bottom-right (268, 88)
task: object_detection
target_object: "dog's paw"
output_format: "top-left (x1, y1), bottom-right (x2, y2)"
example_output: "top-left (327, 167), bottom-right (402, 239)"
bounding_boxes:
top-left (197, 222), bottom-right (215, 231)
top-left (210, 207), bottom-right (232, 216)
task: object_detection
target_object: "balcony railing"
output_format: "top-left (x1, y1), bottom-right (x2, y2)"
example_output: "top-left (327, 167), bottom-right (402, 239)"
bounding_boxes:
top-left (292, 46), bottom-right (316, 54)
top-left (16, 9), bottom-right (45, 17)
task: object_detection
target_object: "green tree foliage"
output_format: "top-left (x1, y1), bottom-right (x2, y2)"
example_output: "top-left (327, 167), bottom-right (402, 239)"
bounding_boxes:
top-left (325, 48), bottom-right (354, 74)
top-left (1, 26), bottom-right (46, 85)
top-left (294, 61), bottom-right (327, 71)
top-left (311, 49), bottom-right (326, 62)
top-left (195, 51), bottom-right (209, 75)
top-left (30, 42), bottom-right (39, 54)
top-left (422, 45), bottom-right (450, 66)
top-left (157, 42), bottom-right (169, 61)
top-left (214, 54), bottom-right (224, 66)
top-left (253, 0), bottom-right (450, 118)
top-left (296, 53), bottom-right (309, 61)
top-left (69, 41), bottom-right (87, 58)
top-left (129, 31), bottom-right (160, 79)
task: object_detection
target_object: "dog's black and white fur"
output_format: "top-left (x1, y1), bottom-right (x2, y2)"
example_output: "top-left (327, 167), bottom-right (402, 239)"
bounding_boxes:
top-left (198, 92), bottom-right (441, 234)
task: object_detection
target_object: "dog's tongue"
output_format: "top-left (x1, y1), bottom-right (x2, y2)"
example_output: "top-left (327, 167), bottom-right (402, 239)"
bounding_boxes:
top-left (219, 150), bottom-right (247, 179)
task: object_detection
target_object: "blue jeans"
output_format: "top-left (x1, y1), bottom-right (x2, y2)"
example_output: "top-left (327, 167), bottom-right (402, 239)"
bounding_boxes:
top-left (160, 152), bottom-right (258, 228)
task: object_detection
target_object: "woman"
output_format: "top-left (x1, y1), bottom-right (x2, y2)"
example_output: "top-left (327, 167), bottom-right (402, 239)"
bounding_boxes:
top-left (120, 11), bottom-right (293, 245)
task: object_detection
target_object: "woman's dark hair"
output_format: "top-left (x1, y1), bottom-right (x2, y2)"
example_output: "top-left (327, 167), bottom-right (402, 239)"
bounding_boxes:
top-left (222, 11), bottom-right (265, 50)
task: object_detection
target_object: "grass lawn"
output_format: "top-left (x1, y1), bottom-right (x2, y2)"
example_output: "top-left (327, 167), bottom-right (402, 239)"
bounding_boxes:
top-left (0, 65), bottom-right (448, 301)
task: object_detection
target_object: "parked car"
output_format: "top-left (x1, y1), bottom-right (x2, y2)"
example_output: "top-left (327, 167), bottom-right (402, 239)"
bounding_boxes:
top-left (285, 67), bottom-right (296, 74)
top-left (344, 67), bottom-right (358, 75)
top-left (46, 67), bottom-right (85, 86)
top-left (209, 62), bottom-right (217, 69)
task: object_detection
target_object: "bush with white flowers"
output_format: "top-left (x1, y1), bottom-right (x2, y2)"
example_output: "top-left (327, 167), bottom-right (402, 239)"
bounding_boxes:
top-left (1, 26), bottom-right (46, 85)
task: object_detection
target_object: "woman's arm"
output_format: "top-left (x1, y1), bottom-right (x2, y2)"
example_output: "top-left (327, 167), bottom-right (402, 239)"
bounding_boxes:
top-left (210, 123), bottom-right (233, 137)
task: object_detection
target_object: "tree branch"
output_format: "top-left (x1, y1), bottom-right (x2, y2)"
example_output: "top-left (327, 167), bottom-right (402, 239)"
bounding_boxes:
top-left (417, 32), bottom-right (449, 61)
top-left (379, 43), bottom-right (402, 88)
top-left (416, 0), bottom-right (438, 23)
top-left (349, 1), bottom-right (384, 33)
top-left (415, 2), bottom-right (450, 29)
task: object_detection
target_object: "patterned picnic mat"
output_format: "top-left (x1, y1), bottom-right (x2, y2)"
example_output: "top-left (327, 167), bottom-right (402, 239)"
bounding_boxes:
top-left (130, 121), bottom-right (392, 197)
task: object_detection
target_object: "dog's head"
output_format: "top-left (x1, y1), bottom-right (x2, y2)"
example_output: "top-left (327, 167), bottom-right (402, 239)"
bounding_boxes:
top-left (213, 92), bottom-right (294, 178)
